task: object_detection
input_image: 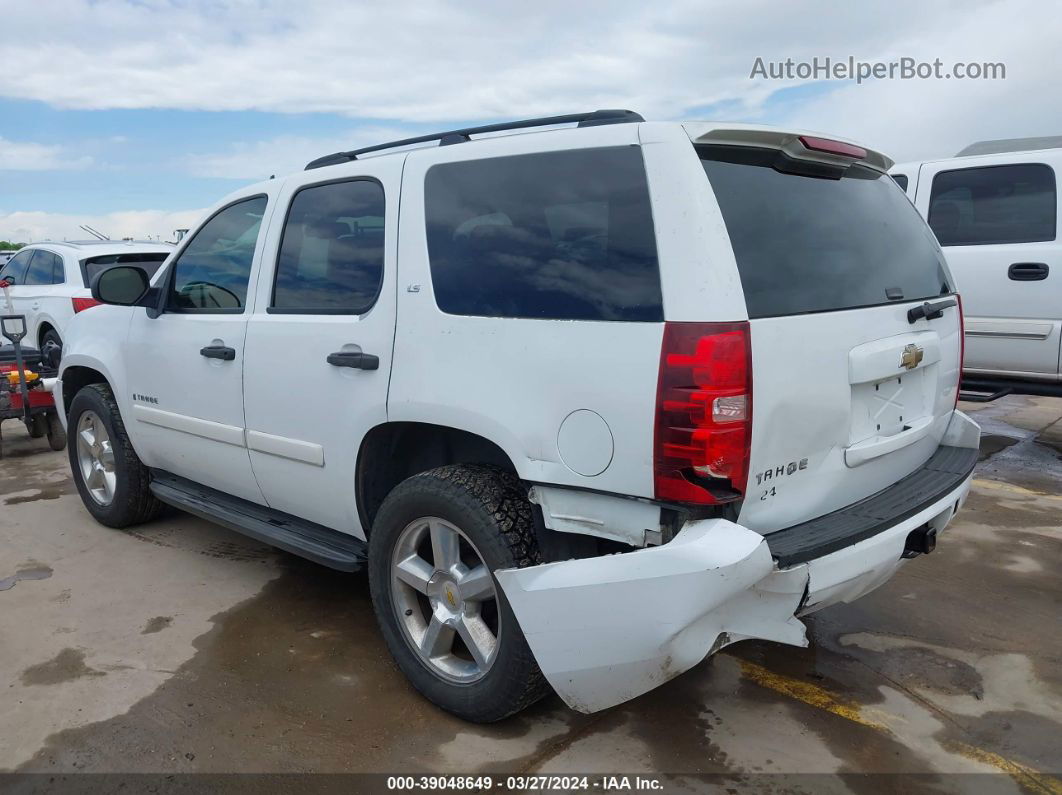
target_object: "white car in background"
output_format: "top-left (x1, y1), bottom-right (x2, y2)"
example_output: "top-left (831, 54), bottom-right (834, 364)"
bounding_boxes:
top-left (892, 136), bottom-right (1062, 398)
top-left (0, 240), bottom-right (173, 352)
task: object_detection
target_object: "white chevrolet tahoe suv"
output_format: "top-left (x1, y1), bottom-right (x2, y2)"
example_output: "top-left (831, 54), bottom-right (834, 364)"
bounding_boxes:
top-left (892, 137), bottom-right (1062, 398)
top-left (58, 110), bottom-right (980, 722)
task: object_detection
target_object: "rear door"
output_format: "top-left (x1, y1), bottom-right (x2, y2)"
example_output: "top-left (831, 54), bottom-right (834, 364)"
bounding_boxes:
top-left (16, 248), bottom-right (65, 344)
top-left (696, 141), bottom-right (962, 533)
top-left (913, 155), bottom-right (1061, 379)
top-left (242, 157), bottom-right (401, 535)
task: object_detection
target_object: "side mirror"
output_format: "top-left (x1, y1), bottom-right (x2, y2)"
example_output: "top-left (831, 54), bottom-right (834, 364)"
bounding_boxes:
top-left (91, 266), bottom-right (152, 307)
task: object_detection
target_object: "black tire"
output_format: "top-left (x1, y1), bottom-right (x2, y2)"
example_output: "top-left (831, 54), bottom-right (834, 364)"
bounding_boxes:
top-left (368, 464), bottom-right (550, 722)
top-left (27, 413), bottom-right (47, 438)
top-left (46, 412), bottom-right (66, 451)
top-left (67, 383), bottom-right (161, 528)
top-left (41, 328), bottom-right (62, 352)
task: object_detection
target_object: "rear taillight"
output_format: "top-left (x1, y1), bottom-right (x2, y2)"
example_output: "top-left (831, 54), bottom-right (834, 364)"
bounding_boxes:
top-left (654, 321), bottom-right (752, 505)
top-left (955, 294), bottom-right (965, 407)
top-left (72, 297), bottom-right (101, 313)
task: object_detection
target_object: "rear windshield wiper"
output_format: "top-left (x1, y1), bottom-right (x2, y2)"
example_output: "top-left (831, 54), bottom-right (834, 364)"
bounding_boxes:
top-left (907, 297), bottom-right (957, 323)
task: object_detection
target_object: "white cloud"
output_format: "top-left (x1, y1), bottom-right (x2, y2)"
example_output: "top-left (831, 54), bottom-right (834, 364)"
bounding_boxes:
top-left (0, 137), bottom-right (92, 171)
top-left (185, 126), bottom-right (415, 180)
top-left (0, 0), bottom-right (1057, 193)
top-left (0, 208), bottom-right (205, 245)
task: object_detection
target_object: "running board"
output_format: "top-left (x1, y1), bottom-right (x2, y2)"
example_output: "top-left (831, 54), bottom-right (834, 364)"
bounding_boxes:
top-left (149, 470), bottom-right (367, 571)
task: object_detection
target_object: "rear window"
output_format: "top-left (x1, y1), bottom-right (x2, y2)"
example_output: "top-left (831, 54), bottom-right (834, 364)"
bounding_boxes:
top-left (928, 163), bottom-right (1056, 246)
top-left (424, 147), bottom-right (662, 321)
top-left (700, 145), bottom-right (953, 319)
top-left (83, 253), bottom-right (170, 286)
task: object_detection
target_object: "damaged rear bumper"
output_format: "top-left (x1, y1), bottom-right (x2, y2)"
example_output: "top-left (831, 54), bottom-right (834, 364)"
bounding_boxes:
top-left (496, 412), bottom-right (979, 714)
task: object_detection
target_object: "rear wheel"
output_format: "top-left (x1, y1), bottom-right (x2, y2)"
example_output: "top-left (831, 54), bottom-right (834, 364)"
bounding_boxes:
top-left (67, 383), bottom-right (160, 528)
top-left (368, 464), bottom-right (549, 722)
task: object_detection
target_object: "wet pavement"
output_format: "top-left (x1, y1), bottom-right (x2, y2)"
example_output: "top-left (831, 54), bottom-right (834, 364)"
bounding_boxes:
top-left (0, 397), bottom-right (1060, 792)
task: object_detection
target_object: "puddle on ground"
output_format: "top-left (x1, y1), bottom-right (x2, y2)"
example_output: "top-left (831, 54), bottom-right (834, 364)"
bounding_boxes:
top-left (141, 616), bottom-right (173, 635)
top-left (0, 562), bottom-right (53, 592)
top-left (21, 648), bottom-right (107, 686)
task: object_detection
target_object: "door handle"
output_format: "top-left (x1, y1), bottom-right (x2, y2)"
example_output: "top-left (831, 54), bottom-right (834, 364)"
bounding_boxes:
top-left (327, 350), bottom-right (379, 370)
top-left (1008, 262), bottom-right (1049, 281)
top-left (200, 344), bottom-right (236, 361)
top-left (31, 302), bottom-right (40, 310)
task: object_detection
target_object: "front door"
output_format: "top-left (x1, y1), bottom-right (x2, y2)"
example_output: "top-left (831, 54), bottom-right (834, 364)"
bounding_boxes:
top-left (124, 193), bottom-right (275, 504)
top-left (242, 157), bottom-right (401, 535)
top-left (914, 155), bottom-right (1062, 379)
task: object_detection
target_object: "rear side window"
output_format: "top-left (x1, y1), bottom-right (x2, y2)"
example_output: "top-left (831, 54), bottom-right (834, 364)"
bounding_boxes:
top-left (83, 253), bottom-right (170, 287)
top-left (272, 179), bottom-right (385, 314)
top-left (424, 147), bottom-right (662, 321)
top-left (24, 250), bottom-right (62, 285)
top-left (700, 145), bottom-right (953, 319)
top-left (891, 174), bottom-right (909, 191)
top-left (167, 196), bottom-right (267, 313)
top-left (928, 164), bottom-right (1056, 246)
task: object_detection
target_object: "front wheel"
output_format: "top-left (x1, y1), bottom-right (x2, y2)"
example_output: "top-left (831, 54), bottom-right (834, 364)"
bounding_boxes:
top-left (368, 464), bottom-right (549, 722)
top-left (67, 383), bottom-right (161, 528)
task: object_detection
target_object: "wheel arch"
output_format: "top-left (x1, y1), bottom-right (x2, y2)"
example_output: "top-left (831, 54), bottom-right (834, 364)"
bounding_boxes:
top-left (37, 320), bottom-right (59, 348)
top-left (60, 364), bottom-right (110, 419)
top-left (356, 422), bottom-right (518, 534)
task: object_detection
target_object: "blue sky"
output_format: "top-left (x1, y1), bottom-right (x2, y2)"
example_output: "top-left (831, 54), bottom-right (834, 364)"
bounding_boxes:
top-left (0, 0), bottom-right (1050, 242)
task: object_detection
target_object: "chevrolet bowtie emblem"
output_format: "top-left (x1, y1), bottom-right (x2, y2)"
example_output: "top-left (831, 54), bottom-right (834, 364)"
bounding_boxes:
top-left (900, 344), bottom-right (924, 370)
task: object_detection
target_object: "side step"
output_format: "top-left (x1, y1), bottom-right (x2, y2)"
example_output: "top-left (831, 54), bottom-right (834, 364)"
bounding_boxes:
top-left (958, 386), bottom-right (1012, 403)
top-left (149, 470), bottom-right (367, 571)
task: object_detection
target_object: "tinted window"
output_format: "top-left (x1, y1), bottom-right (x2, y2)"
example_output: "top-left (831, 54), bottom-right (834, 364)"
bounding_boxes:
top-left (701, 146), bottom-right (952, 319)
top-left (24, 250), bottom-right (62, 285)
top-left (83, 253), bottom-right (170, 286)
top-left (891, 174), bottom-right (909, 191)
top-left (425, 147), bottom-right (662, 321)
top-left (928, 164), bottom-right (1056, 246)
top-left (168, 197), bottom-right (267, 312)
top-left (0, 250), bottom-right (33, 283)
top-left (273, 180), bottom-right (385, 314)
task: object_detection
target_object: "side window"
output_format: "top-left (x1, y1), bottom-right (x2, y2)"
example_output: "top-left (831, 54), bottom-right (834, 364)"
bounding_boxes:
top-left (928, 164), bottom-right (1056, 246)
top-left (891, 174), bottom-right (909, 192)
top-left (424, 147), bottom-right (663, 321)
top-left (168, 196), bottom-right (268, 312)
top-left (0, 249), bottom-right (34, 283)
top-left (52, 253), bottom-right (66, 284)
top-left (24, 250), bottom-right (59, 286)
top-left (272, 180), bottom-right (385, 314)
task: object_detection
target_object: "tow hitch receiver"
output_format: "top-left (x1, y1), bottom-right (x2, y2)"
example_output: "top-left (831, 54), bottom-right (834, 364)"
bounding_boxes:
top-left (903, 525), bottom-right (937, 558)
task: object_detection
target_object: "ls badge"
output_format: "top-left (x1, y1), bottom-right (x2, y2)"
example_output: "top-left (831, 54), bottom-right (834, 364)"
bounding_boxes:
top-left (900, 344), bottom-right (924, 370)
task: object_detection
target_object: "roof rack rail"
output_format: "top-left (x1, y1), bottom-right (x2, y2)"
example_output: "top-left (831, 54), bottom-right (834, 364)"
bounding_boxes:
top-left (304, 109), bottom-right (644, 170)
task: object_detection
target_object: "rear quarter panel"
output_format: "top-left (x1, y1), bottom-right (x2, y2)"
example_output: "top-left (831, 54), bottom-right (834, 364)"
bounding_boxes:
top-left (391, 125), bottom-right (682, 497)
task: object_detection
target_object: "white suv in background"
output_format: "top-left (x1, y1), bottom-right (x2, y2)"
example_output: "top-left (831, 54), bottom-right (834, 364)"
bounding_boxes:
top-left (892, 137), bottom-right (1062, 397)
top-left (0, 240), bottom-right (173, 352)
top-left (57, 111), bottom-right (980, 721)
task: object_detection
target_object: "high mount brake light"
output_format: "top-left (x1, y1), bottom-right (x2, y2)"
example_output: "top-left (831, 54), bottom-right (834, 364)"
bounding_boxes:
top-left (798, 135), bottom-right (867, 160)
top-left (654, 322), bottom-right (752, 505)
top-left (72, 297), bottom-right (102, 313)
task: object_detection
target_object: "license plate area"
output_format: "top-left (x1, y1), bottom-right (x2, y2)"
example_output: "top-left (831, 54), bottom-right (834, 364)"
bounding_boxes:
top-left (849, 370), bottom-right (931, 445)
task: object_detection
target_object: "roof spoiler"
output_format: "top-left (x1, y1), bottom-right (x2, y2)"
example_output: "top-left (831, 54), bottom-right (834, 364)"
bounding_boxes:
top-left (691, 128), bottom-right (893, 172)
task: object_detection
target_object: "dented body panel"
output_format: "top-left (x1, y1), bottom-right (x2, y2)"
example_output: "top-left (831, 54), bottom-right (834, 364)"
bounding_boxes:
top-left (498, 412), bottom-right (980, 714)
